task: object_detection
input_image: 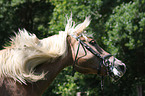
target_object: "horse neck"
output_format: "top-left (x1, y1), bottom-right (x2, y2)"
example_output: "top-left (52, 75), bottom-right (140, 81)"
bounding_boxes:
top-left (36, 49), bottom-right (73, 92)
top-left (26, 38), bottom-right (74, 95)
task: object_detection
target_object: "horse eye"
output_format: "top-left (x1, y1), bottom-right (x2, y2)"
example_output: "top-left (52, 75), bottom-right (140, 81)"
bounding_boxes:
top-left (89, 40), bottom-right (96, 45)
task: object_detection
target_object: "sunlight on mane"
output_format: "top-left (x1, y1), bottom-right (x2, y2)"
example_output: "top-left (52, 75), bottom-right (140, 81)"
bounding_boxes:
top-left (0, 16), bottom-right (91, 84)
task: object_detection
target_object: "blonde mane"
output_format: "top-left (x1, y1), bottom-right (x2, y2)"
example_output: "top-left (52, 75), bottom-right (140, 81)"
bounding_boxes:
top-left (0, 16), bottom-right (90, 84)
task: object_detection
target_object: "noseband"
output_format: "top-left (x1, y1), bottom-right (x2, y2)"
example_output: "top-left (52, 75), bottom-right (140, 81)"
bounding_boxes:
top-left (72, 36), bottom-right (113, 76)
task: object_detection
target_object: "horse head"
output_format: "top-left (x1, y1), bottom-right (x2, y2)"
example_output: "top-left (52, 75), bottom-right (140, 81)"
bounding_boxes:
top-left (67, 16), bottom-right (126, 81)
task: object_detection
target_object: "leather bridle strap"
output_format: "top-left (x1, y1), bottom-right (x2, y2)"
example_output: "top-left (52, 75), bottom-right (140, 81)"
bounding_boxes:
top-left (79, 39), bottom-right (113, 73)
top-left (80, 40), bottom-right (103, 74)
top-left (72, 38), bottom-right (111, 74)
top-left (72, 39), bottom-right (81, 76)
top-left (71, 36), bottom-right (113, 96)
top-left (72, 37), bottom-right (113, 75)
top-left (72, 38), bottom-right (88, 76)
top-left (79, 40), bottom-right (103, 59)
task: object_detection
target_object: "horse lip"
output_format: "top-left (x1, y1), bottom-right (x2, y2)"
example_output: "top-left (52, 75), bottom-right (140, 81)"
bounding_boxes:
top-left (109, 65), bottom-right (126, 82)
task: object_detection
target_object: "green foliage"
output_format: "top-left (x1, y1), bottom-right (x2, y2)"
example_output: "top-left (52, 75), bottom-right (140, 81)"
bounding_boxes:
top-left (104, 0), bottom-right (145, 73)
top-left (56, 75), bottom-right (78, 96)
top-left (0, 0), bottom-right (145, 96)
top-left (0, 0), bottom-right (54, 49)
top-left (44, 67), bottom-right (101, 96)
top-left (103, 1), bottom-right (145, 95)
top-left (45, 0), bottom-right (145, 96)
top-left (105, 1), bottom-right (144, 53)
top-left (48, 0), bottom-right (102, 34)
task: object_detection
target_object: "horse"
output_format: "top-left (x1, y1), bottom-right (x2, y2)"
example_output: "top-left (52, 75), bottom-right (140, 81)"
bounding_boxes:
top-left (0, 16), bottom-right (126, 96)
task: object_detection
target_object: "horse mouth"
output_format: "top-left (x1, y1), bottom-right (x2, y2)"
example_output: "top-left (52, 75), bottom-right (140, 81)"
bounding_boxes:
top-left (109, 64), bottom-right (126, 82)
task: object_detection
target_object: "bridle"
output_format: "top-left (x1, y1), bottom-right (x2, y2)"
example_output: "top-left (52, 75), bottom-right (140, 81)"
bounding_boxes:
top-left (71, 35), bottom-right (115, 96)
top-left (71, 35), bottom-right (114, 76)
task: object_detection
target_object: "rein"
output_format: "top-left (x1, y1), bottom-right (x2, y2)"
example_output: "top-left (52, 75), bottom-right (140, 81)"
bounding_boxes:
top-left (71, 36), bottom-right (113, 96)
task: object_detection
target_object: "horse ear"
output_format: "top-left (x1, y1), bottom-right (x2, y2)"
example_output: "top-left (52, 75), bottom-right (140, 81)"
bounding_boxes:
top-left (75, 16), bottom-right (91, 35)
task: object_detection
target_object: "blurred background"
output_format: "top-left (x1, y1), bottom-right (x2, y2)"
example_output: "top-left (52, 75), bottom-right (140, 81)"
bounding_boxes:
top-left (0, 0), bottom-right (144, 96)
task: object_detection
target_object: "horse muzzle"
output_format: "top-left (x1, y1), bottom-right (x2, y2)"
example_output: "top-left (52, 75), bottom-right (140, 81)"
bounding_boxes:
top-left (109, 63), bottom-right (126, 82)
